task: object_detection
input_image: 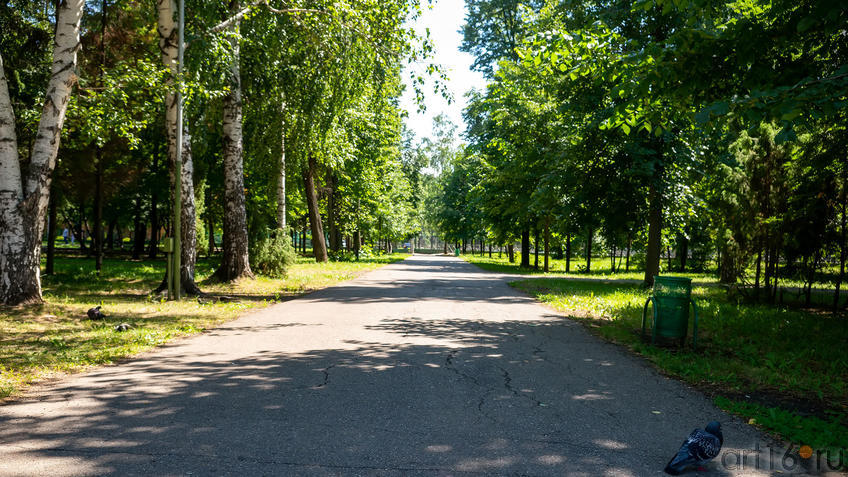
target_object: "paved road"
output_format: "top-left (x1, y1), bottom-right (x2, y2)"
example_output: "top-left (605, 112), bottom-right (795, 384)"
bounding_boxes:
top-left (0, 256), bottom-right (810, 476)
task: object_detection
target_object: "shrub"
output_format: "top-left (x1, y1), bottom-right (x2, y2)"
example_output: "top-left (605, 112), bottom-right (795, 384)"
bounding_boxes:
top-left (250, 231), bottom-right (296, 278)
top-left (328, 247), bottom-right (377, 262)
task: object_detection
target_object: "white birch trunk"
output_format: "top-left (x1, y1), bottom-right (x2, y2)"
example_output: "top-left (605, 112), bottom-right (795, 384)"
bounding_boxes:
top-left (215, 12), bottom-right (253, 281)
top-left (276, 102), bottom-right (286, 231)
top-left (0, 54), bottom-right (27, 303)
top-left (157, 0), bottom-right (200, 293)
top-left (0, 0), bottom-right (85, 305)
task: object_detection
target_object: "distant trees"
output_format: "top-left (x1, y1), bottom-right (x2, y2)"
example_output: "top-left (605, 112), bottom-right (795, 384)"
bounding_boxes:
top-left (441, 0), bottom-right (847, 306)
top-left (0, 0), bottom-right (435, 305)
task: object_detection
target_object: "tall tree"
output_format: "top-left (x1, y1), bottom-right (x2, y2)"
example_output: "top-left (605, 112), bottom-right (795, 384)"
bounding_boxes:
top-left (156, 0), bottom-right (201, 294)
top-left (212, 0), bottom-right (253, 281)
top-left (461, 0), bottom-right (540, 77)
top-left (0, 0), bottom-right (86, 305)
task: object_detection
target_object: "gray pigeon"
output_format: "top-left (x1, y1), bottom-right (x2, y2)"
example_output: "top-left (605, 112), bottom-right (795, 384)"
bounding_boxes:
top-left (86, 305), bottom-right (105, 320)
top-left (114, 323), bottom-right (133, 332)
top-left (665, 421), bottom-right (723, 475)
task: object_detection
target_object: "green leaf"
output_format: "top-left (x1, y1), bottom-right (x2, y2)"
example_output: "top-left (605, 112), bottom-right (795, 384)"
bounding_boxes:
top-left (797, 16), bottom-right (816, 32)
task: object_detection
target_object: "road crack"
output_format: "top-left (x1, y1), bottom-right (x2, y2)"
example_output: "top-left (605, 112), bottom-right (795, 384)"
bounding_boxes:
top-left (315, 364), bottom-right (335, 388)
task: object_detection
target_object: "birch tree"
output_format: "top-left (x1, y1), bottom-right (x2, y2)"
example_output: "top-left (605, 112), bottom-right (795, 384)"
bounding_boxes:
top-left (156, 0), bottom-right (201, 294)
top-left (0, 0), bottom-right (85, 305)
top-left (212, 0), bottom-right (253, 281)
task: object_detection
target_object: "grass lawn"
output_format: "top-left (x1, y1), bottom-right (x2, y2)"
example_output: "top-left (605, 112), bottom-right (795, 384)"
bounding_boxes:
top-left (0, 253), bottom-right (407, 400)
top-left (464, 251), bottom-right (847, 295)
top-left (462, 254), bottom-right (848, 450)
top-left (464, 253), bottom-right (719, 283)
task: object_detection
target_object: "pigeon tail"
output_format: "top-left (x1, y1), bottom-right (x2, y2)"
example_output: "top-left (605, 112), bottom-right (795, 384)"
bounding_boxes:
top-left (663, 464), bottom-right (682, 475)
top-left (665, 446), bottom-right (695, 475)
top-left (664, 425), bottom-right (722, 475)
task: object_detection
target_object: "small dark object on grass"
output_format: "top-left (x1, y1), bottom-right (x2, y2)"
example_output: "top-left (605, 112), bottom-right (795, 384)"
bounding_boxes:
top-left (87, 305), bottom-right (106, 320)
top-left (114, 323), bottom-right (133, 332)
top-left (665, 421), bottom-right (723, 475)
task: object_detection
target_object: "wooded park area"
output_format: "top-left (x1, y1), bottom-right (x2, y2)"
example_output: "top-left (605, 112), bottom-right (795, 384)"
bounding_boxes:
top-left (0, 0), bottom-right (847, 457)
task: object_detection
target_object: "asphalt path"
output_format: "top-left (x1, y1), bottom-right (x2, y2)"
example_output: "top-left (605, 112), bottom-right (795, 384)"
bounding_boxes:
top-left (0, 255), bottom-right (819, 476)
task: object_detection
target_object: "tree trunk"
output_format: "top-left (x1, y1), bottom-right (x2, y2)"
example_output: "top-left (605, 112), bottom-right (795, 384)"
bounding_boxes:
top-left (46, 187), bottom-right (57, 275)
top-left (585, 227), bottom-right (592, 273)
top-left (666, 246), bottom-right (672, 271)
top-left (520, 226), bottom-right (530, 268)
top-left (76, 200), bottom-right (87, 251)
top-left (0, 0), bottom-right (85, 305)
top-left (327, 173), bottom-right (341, 253)
top-left (610, 243), bottom-right (616, 273)
top-left (147, 190), bottom-right (159, 258)
top-left (154, 129), bottom-right (202, 294)
top-left (156, 0), bottom-right (201, 294)
top-left (488, 243), bottom-right (492, 258)
top-left (304, 154), bottom-right (328, 262)
top-left (94, 0), bottom-right (108, 267)
top-left (93, 154), bottom-right (102, 269)
top-left (277, 100), bottom-right (286, 231)
top-left (678, 233), bottom-right (688, 272)
top-left (543, 219), bottom-right (550, 273)
top-left (565, 233), bottom-right (571, 272)
top-left (132, 195), bottom-right (145, 259)
top-left (354, 230), bottom-right (361, 260)
top-left (300, 222), bottom-right (306, 253)
top-left (507, 243), bottom-right (514, 263)
top-left (207, 215), bottom-right (215, 258)
top-left (533, 227), bottom-right (539, 270)
top-left (644, 177), bottom-right (663, 287)
top-left (212, 8), bottom-right (253, 282)
top-left (177, 130), bottom-right (201, 292)
top-left (625, 232), bottom-right (631, 272)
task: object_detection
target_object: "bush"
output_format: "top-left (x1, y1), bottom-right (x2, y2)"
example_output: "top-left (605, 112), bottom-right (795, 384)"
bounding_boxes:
top-left (249, 231), bottom-right (296, 278)
top-left (328, 247), bottom-right (377, 262)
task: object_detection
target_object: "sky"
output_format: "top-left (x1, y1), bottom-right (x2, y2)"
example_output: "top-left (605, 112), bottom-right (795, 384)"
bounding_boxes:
top-left (399, 0), bottom-right (487, 144)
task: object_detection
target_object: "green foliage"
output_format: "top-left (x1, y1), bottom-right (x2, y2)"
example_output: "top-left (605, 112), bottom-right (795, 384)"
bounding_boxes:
top-left (249, 232), bottom-right (296, 278)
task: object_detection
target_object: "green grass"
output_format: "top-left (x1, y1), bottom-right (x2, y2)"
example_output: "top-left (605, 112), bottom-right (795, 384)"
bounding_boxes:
top-left (463, 252), bottom-right (848, 308)
top-left (0, 253), bottom-right (407, 399)
top-left (714, 396), bottom-right (848, 450)
top-left (502, 276), bottom-right (848, 449)
top-left (463, 253), bottom-right (719, 283)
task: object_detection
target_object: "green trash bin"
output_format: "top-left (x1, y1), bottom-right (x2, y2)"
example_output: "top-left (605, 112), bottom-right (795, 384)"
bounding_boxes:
top-left (454, 248), bottom-right (460, 257)
top-left (642, 276), bottom-right (699, 348)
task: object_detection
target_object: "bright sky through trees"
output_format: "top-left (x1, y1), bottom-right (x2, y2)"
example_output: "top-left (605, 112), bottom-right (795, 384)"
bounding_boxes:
top-left (400, 0), bottom-right (486, 143)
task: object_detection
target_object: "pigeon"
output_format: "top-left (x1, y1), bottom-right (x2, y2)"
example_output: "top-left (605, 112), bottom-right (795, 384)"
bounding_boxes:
top-left (86, 305), bottom-right (106, 320)
top-left (114, 323), bottom-right (133, 332)
top-left (664, 421), bottom-right (723, 475)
